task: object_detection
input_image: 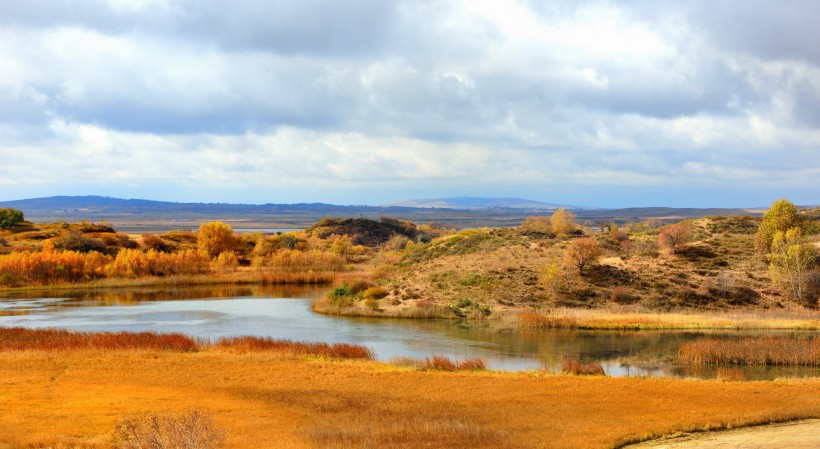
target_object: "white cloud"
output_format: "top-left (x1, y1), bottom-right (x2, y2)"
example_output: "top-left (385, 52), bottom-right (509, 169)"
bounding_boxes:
top-left (0, 0), bottom-right (817, 206)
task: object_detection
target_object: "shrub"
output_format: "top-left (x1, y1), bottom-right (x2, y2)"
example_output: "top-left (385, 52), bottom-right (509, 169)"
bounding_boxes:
top-left (0, 208), bottom-right (24, 230)
top-left (213, 250), bottom-right (239, 273)
top-left (141, 234), bottom-right (174, 252)
top-left (563, 238), bottom-right (602, 276)
top-left (659, 223), bottom-right (691, 252)
top-left (610, 286), bottom-right (636, 304)
top-left (52, 232), bottom-right (108, 253)
top-left (113, 409), bottom-right (225, 449)
top-left (363, 286), bottom-right (388, 300)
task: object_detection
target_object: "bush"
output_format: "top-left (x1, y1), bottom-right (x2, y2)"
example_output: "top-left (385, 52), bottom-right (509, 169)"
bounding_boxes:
top-left (363, 286), bottom-right (388, 300)
top-left (0, 208), bottom-right (24, 230)
top-left (113, 409), bottom-right (225, 449)
top-left (52, 232), bottom-right (108, 254)
top-left (659, 223), bottom-right (691, 252)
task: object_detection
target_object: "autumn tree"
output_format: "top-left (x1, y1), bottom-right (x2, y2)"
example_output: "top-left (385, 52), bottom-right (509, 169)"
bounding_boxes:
top-left (550, 208), bottom-right (577, 236)
top-left (769, 227), bottom-right (816, 303)
top-left (197, 221), bottom-right (236, 259)
top-left (0, 208), bottom-right (24, 230)
top-left (563, 237), bottom-right (602, 276)
top-left (658, 222), bottom-right (690, 252)
top-left (756, 199), bottom-right (803, 254)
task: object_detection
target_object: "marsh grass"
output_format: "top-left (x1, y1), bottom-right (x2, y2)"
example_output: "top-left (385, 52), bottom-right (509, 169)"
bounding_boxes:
top-left (679, 337), bottom-right (820, 366)
top-left (0, 327), bottom-right (198, 352)
top-left (560, 359), bottom-right (606, 376)
top-left (518, 309), bottom-right (820, 331)
top-left (0, 328), bottom-right (374, 360)
top-left (212, 336), bottom-right (374, 360)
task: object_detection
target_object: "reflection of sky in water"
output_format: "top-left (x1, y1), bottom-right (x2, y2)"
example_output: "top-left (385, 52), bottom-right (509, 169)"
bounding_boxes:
top-left (1, 293), bottom-right (818, 379)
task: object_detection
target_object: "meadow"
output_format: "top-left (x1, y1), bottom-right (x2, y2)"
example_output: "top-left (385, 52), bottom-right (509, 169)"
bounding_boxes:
top-left (1, 345), bottom-right (819, 449)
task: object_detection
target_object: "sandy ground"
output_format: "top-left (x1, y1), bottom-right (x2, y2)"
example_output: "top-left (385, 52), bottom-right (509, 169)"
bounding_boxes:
top-left (625, 419), bottom-right (820, 449)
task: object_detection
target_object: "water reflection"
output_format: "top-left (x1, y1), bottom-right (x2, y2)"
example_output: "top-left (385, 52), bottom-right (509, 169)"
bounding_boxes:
top-left (1, 287), bottom-right (818, 380)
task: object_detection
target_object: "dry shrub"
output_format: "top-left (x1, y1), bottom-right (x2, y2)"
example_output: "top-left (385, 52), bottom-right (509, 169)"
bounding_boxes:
top-left (423, 355), bottom-right (487, 371)
top-left (363, 286), bottom-right (389, 300)
top-left (610, 286), bottom-right (636, 304)
top-left (716, 368), bottom-right (747, 381)
top-left (0, 327), bottom-right (197, 352)
top-left (679, 337), bottom-right (820, 366)
top-left (519, 312), bottom-right (577, 329)
top-left (560, 359), bottom-right (605, 376)
top-left (113, 409), bottom-right (224, 449)
top-left (141, 234), bottom-right (174, 252)
top-left (659, 223), bottom-right (691, 252)
top-left (213, 336), bottom-right (374, 360)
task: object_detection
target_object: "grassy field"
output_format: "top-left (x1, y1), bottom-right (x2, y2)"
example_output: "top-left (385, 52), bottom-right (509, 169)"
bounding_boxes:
top-left (0, 349), bottom-right (819, 449)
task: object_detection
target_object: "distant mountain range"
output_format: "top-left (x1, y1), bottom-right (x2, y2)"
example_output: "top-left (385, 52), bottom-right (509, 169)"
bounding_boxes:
top-left (385, 197), bottom-right (584, 210)
top-left (0, 195), bottom-right (761, 232)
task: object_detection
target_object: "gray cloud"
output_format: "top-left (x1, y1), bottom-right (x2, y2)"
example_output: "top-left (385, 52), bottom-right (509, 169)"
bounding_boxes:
top-left (0, 0), bottom-right (817, 206)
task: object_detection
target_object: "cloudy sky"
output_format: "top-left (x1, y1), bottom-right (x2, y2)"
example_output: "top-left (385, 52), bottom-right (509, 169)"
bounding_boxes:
top-left (1, 0), bottom-right (818, 207)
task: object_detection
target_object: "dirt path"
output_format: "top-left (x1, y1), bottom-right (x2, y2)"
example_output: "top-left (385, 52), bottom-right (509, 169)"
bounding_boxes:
top-left (625, 419), bottom-right (820, 449)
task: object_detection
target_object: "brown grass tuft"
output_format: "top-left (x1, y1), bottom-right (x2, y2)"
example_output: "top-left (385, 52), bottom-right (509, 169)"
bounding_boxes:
top-left (560, 359), bottom-right (606, 376)
top-left (423, 355), bottom-right (487, 371)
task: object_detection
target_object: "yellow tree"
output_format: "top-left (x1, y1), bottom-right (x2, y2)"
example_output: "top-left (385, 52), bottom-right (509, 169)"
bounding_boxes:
top-left (756, 199), bottom-right (802, 253)
top-left (197, 221), bottom-right (236, 259)
top-left (769, 227), bottom-right (815, 302)
top-left (550, 208), bottom-right (577, 236)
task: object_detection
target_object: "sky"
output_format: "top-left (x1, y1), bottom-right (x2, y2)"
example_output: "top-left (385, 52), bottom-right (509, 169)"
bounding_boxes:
top-left (0, 0), bottom-right (818, 208)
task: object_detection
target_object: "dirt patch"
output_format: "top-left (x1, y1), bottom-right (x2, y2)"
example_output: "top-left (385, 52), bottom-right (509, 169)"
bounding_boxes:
top-left (623, 419), bottom-right (820, 449)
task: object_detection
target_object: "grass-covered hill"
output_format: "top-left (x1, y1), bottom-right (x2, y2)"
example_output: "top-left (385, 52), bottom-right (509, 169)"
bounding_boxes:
top-left (317, 213), bottom-right (820, 318)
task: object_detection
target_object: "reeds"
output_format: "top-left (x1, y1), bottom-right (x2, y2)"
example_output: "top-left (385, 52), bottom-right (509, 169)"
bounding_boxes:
top-left (560, 359), bottom-right (606, 376)
top-left (0, 328), bottom-right (374, 360)
top-left (212, 336), bottom-right (374, 360)
top-left (0, 327), bottom-right (198, 352)
top-left (679, 337), bottom-right (820, 366)
top-left (423, 355), bottom-right (487, 371)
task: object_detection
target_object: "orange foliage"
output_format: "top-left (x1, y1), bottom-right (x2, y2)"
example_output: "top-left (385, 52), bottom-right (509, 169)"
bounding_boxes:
top-left (257, 249), bottom-right (347, 273)
top-left (0, 250), bottom-right (111, 286)
top-left (107, 249), bottom-right (210, 278)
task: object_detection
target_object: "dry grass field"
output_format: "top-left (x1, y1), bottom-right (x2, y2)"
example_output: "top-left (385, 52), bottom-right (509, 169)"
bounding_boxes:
top-left (1, 349), bottom-right (819, 449)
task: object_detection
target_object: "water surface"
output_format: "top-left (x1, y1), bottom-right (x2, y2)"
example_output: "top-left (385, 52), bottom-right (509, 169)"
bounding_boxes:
top-left (1, 286), bottom-right (817, 379)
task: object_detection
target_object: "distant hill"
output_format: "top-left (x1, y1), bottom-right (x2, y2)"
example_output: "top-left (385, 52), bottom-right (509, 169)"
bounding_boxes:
top-left (386, 197), bottom-right (582, 210)
top-left (0, 195), bottom-right (762, 233)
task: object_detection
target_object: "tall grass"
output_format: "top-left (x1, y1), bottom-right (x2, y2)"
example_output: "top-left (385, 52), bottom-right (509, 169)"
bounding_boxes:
top-left (679, 337), bottom-right (820, 366)
top-left (212, 336), bottom-right (374, 360)
top-left (0, 328), bottom-right (374, 360)
top-left (0, 327), bottom-right (198, 352)
top-left (560, 359), bottom-right (606, 376)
